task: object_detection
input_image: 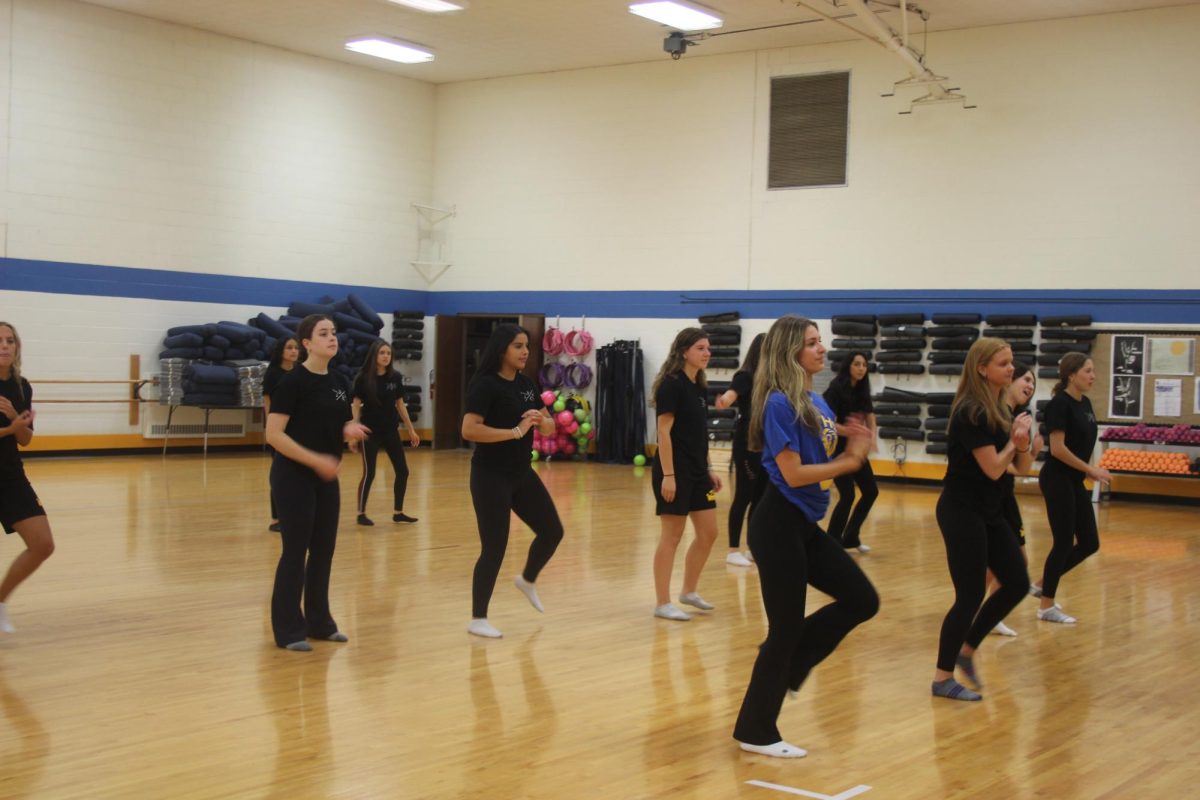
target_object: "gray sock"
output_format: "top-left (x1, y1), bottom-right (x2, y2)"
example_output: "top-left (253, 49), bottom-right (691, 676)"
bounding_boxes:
top-left (285, 641), bottom-right (313, 652)
top-left (955, 654), bottom-right (983, 689)
top-left (932, 678), bottom-right (981, 701)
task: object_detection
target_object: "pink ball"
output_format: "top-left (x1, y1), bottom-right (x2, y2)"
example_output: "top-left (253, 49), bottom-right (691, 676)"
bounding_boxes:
top-left (545, 440), bottom-right (559, 454)
top-left (567, 421), bottom-right (579, 434)
top-left (540, 390), bottom-right (557, 407)
top-left (586, 430), bottom-right (595, 439)
top-left (563, 441), bottom-right (577, 455)
top-left (556, 410), bottom-right (574, 426)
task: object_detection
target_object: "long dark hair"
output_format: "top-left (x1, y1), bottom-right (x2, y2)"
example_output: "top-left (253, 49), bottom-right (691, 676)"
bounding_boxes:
top-left (828, 350), bottom-right (871, 410)
top-left (1052, 352), bottom-right (1090, 397)
top-left (476, 323), bottom-right (529, 379)
top-left (356, 340), bottom-right (392, 407)
top-left (268, 336), bottom-right (298, 370)
top-left (296, 314), bottom-right (334, 361)
top-left (651, 327), bottom-right (709, 403)
top-left (739, 333), bottom-right (766, 376)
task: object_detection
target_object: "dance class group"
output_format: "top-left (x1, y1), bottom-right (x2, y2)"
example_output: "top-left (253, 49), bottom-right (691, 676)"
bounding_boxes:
top-left (0, 309), bottom-right (1110, 758)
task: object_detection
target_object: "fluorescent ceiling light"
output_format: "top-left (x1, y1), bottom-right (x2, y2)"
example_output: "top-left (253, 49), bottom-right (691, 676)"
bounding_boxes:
top-left (629, 1), bottom-right (723, 31)
top-left (385, 0), bottom-right (465, 12)
top-left (345, 36), bottom-right (435, 64)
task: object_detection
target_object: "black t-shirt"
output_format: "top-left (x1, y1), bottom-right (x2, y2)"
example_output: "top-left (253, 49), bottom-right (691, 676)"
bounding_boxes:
top-left (0, 375), bottom-right (32, 479)
top-left (465, 372), bottom-right (541, 473)
top-left (262, 364), bottom-right (288, 399)
top-left (269, 365), bottom-right (352, 460)
top-left (354, 370), bottom-right (403, 432)
top-left (731, 370), bottom-right (754, 449)
top-left (998, 403), bottom-right (1031, 523)
top-left (1041, 392), bottom-right (1098, 481)
top-left (823, 379), bottom-right (873, 454)
top-left (942, 405), bottom-right (1009, 516)
top-left (655, 372), bottom-right (709, 480)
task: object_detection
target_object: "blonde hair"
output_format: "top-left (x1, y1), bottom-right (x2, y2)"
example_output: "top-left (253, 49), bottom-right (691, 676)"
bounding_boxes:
top-left (0, 322), bottom-right (23, 400)
top-left (749, 315), bottom-right (824, 451)
top-left (650, 327), bottom-right (708, 404)
top-left (950, 337), bottom-right (1013, 433)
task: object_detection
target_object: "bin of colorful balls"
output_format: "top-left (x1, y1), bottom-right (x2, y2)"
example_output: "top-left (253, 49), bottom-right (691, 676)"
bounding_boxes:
top-left (1098, 448), bottom-right (1199, 476)
top-left (532, 390), bottom-right (595, 461)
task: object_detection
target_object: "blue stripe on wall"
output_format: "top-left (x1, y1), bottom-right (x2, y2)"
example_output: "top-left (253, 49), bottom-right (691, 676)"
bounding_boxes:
top-left (2, 257), bottom-right (1197, 323)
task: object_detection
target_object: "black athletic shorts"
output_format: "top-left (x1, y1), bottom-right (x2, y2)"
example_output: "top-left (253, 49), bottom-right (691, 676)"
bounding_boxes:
top-left (652, 466), bottom-right (717, 516)
top-left (1, 472), bottom-right (47, 533)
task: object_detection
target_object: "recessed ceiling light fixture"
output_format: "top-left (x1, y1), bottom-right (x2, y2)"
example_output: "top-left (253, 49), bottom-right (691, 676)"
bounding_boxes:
top-left (628, 1), bottom-right (723, 31)
top-left (345, 36), bottom-right (435, 64)
top-left (385, 0), bottom-right (465, 12)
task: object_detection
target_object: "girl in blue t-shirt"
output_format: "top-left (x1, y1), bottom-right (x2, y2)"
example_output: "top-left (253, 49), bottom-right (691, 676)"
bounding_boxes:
top-left (732, 315), bottom-right (878, 759)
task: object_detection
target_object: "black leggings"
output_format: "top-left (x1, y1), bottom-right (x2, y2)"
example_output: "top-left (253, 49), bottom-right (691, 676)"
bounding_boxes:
top-left (1038, 468), bottom-right (1099, 599)
top-left (270, 456), bottom-right (341, 647)
top-left (935, 493), bottom-right (1029, 672)
top-left (727, 444), bottom-right (766, 548)
top-left (470, 465), bottom-right (564, 619)
top-left (826, 460), bottom-right (879, 547)
top-left (356, 428), bottom-right (409, 513)
top-left (733, 483), bottom-right (879, 746)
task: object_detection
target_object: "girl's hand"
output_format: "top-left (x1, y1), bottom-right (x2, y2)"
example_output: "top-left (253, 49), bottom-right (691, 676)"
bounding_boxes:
top-left (661, 475), bottom-right (676, 502)
top-left (311, 454), bottom-right (341, 482)
top-left (709, 469), bottom-right (723, 493)
top-left (343, 422), bottom-right (371, 443)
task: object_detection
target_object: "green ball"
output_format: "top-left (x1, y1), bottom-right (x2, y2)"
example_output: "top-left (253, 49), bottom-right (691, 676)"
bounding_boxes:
top-left (580, 422), bottom-right (591, 435)
top-left (633, 454), bottom-right (646, 466)
top-left (553, 399), bottom-right (566, 412)
top-left (574, 408), bottom-right (586, 422)
top-left (531, 450), bottom-right (539, 462)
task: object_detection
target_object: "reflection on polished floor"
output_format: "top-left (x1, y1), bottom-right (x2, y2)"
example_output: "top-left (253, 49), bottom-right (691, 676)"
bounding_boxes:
top-left (0, 450), bottom-right (1197, 799)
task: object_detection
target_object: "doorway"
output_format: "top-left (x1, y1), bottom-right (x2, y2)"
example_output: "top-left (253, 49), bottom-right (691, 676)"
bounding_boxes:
top-left (432, 313), bottom-right (546, 449)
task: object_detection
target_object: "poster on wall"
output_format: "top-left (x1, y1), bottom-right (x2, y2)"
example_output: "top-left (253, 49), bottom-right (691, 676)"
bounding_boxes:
top-left (1149, 338), bottom-right (1195, 375)
top-left (1110, 375), bottom-right (1142, 419)
top-left (1153, 379), bottom-right (1182, 417)
top-left (1112, 335), bottom-right (1146, 376)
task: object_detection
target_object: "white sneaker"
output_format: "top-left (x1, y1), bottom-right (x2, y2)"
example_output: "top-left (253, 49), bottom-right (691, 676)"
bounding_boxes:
top-left (737, 740), bottom-right (807, 758)
top-left (991, 621), bottom-right (1018, 637)
top-left (1037, 606), bottom-right (1077, 624)
top-left (0, 602), bottom-right (14, 634)
top-left (726, 551), bottom-right (753, 567)
top-left (856, 543), bottom-right (871, 554)
top-left (679, 592), bottom-right (714, 611)
top-left (468, 619), bottom-right (503, 638)
top-left (654, 603), bottom-right (691, 621)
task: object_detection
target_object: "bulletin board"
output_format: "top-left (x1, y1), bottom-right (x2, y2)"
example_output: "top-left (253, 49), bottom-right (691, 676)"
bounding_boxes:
top-left (1091, 330), bottom-right (1200, 426)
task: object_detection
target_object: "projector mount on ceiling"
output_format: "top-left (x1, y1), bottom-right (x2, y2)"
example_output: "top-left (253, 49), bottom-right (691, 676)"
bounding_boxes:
top-left (663, 0), bottom-right (974, 113)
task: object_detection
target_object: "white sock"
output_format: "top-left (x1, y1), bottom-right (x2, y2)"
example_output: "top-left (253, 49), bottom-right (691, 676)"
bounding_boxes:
top-left (654, 603), bottom-right (691, 621)
top-left (679, 592), bottom-right (714, 611)
top-left (726, 551), bottom-right (753, 567)
top-left (0, 602), bottom-right (13, 634)
top-left (468, 618), bottom-right (503, 638)
top-left (738, 740), bottom-right (807, 758)
top-left (991, 621), bottom-right (1018, 637)
top-left (514, 576), bottom-right (544, 613)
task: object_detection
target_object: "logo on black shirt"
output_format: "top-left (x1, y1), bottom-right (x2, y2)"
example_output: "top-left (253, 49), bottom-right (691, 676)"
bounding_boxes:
top-left (520, 389), bottom-right (537, 402)
top-left (333, 388), bottom-right (348, 402)
top-left (386, 382), bottom-right (398, 392)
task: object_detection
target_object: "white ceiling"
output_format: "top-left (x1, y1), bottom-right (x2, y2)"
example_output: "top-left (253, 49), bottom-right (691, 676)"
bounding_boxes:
top-left (77, 0), bottom-right (1199, 84)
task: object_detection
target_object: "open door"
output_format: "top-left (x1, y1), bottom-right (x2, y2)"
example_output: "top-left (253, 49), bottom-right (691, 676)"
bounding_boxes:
top-left (433, 314), bottom-right (465, 450)
top-left (432, 313), bottom-right (547, 451)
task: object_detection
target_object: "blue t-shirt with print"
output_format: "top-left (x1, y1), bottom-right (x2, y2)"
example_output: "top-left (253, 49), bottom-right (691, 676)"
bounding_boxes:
top-left (760, 390), bottom-right (839, 523)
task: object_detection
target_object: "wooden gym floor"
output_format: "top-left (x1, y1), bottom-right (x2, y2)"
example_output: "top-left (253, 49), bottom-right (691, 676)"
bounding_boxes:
top-left (0, 450), bottom-right (1196, 799)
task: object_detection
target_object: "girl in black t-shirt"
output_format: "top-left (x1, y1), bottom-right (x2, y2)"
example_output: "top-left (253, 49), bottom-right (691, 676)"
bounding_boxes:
top-left (0, 322), bottom-right (55, 635)
top-left (987, 362), bottom-right (1043, 637)
top-left (822, 352), bottom-right (879, 553)
top-left (263, 336), bottom-right (299, 533)
top-left (266, 315), bottom-right (369, 652)
top-left (715, 333), bottom-right (765, 568)
top-left (351, 341), bottom-right (420, 527)
top-left (461, 324), bottom-right (561, 639)
top-left (650, 328), bottom-right (723, 622)
top-left (1032, 353), bottom-right (1110, 624)
top-left (932, 337), bottom-right (1033, 701)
